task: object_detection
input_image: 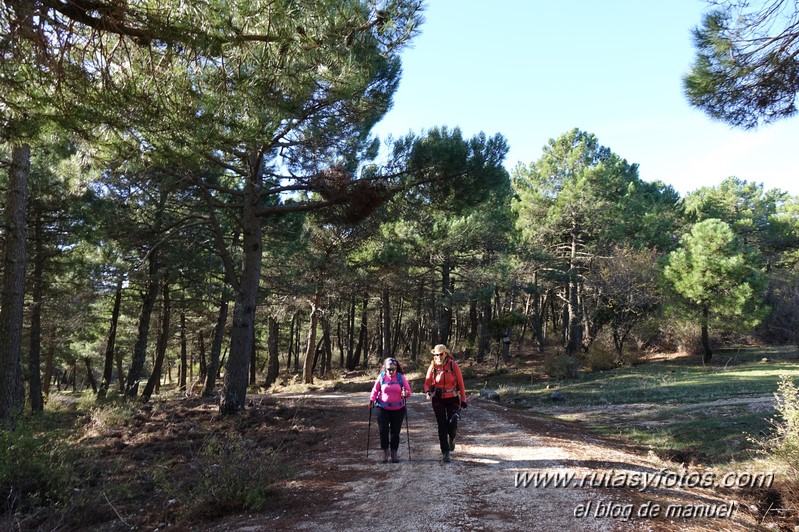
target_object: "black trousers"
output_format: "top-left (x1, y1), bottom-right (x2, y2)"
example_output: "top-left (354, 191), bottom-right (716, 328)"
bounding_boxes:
top-left (376, 406), bottom-right (406, 451)
top-left (431, 396), bottom-right (460, 453)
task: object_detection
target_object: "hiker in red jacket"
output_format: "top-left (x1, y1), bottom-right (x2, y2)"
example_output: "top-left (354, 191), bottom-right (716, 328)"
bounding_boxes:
top-left (369, 358), bottom-right (412, 463)
top-left (424, 344), bottom-right (467, 463)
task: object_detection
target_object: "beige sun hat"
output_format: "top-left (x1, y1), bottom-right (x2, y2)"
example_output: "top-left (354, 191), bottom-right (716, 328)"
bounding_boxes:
top-left (431, 344), bottom-right (450, 356)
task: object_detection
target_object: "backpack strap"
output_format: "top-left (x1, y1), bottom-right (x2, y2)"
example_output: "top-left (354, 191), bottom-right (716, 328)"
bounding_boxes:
top-left (431, 359), bottom-right (458, 394)
top-left (433, 359), bottom-right (455, 377)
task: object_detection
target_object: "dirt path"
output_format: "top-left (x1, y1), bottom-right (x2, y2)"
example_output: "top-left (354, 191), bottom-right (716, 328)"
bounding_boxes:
top-left (214, 393), bottom-right (762, 532)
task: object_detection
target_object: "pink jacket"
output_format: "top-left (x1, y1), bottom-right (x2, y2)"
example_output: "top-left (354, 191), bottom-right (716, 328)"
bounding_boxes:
top-left (370, 371), bottom-right (412, 410)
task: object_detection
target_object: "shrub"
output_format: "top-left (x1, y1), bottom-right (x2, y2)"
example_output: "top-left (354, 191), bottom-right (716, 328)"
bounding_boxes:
top-left (660, 319), bottom-right (704, 355)
top-left (759, 376), bottom-right (799, 480)
top-left (87, 401), bottom-right (138, 432)
top-left (584, 348), bottom-right (617, 372)
top-left (543, 354), bottom-right (581, 380)
top-left (159, 432), bottom-right (293, 521)
top-left (76, 389), bottom-right (99, 411)
top-left (0, 419), bottom-right (78, 515)
top-left (630, 318), bottom-right (663, 353)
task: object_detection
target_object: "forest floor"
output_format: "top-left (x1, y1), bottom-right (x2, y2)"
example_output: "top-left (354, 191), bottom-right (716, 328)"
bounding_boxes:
top-left (21, 356), bottom-right (792, 532)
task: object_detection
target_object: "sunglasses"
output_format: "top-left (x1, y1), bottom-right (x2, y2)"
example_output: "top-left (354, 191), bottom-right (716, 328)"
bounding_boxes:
top-left (387, 366), bottom-right (397, 372)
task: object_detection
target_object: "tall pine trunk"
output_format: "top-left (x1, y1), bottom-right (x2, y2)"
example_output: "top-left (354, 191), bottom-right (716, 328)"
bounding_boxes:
top-left (203, 297), bottom-right (229, 397)
top-left (198, 329), bottom-right (207, 379)
top-left (286, 313), bottom-right (296, 373)
top-left (100, 277), bottom-right (124, 397)
top-left (115, 347), bottom-right (125, 392)
top-left (125, 189), bottom-right (167, 399)
top-left (529, 275), bottom-right (545, 353)
top-left (84, 357), bottom-right (98, 393)
top-left (468, 300), bottom-right (478, 347)
top-left (411, 290), bottom-right (423, 362)
top-left (141, 281), bottom-right (171, 402)
top-left (43, 330), bottom-right (56, 398)
top-left (249, 324), bottom-right (257, 386)
top-left (353, 296), bottom-right (368, 368)
top-left (220, 164), bottom-right (263, 414)
top-left (701, 305), bottom-right (713, 364)
top-left (264, 316), bottom-right (279, 388)
top-left (345, 296), bottom-right (356, 370)
top-left (28, 208), bottom-right (44, 411)
top-left (335, 318), bottom-right (343, 368)
top-left (320, 315), bottom-right (332, 376)
top-left (302, 291), bottom-right (321, 384)
top-left (0, 143), bottom-right (30, 422)
top-left (391, 297), bottom-right (403, 358)
top-left (293, 313), bottom-right (302, 372)
top-left (477, 293), bottom-right (492, 363)
top-left (565, 223), bottom-right (583, 356)
top-left (125, 252), bottom-right (160, 399)
top-left (179, 311), bottom-right (187, 391)
top-left (439, 256), bottom-right (453, 345)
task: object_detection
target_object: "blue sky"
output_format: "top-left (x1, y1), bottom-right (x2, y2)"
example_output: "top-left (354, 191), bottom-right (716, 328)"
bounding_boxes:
top-left (371, 0), bottom-right (799, 197)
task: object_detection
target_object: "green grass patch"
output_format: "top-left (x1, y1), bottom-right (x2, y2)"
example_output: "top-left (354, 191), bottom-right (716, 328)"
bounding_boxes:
top-left (497, 360), bottom-right (799, 407)
top-left (592, 407), bottom-right (772, 464)
top-left (470, 347), bottom-right (799, 465)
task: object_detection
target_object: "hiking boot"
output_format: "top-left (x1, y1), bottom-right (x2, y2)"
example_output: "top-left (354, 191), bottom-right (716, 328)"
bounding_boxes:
top-left (448, 434), bottom-right (456, 452)
top-left (391, 449), bottom-right (399, 463)
top-left (381, 449), bottom-right (389, 464)
top-left (442, 452), bottom-right (451, 463)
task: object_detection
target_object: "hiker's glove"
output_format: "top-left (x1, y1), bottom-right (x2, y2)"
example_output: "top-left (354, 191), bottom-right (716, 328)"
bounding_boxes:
top-left (426, 391), bottom-right (433, 400)
top-left (461, 401), bottom-right (467, 409)
top-left (369, 401), bottom-right (374, 409)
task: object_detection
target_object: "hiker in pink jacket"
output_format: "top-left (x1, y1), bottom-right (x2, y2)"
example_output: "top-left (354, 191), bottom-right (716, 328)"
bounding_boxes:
top-left (369, 358), bottom-right (412, 463)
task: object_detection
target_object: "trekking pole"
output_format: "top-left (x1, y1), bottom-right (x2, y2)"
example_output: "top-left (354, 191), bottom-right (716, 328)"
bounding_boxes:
top-left (403, 396), bottom-right (411, 461)
top-left (366, 403), bottom-right (373, 458)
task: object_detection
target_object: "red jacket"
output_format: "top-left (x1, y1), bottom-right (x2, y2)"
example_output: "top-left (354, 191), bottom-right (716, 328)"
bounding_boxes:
top-left (424, 355), bottom-right (466, 402)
